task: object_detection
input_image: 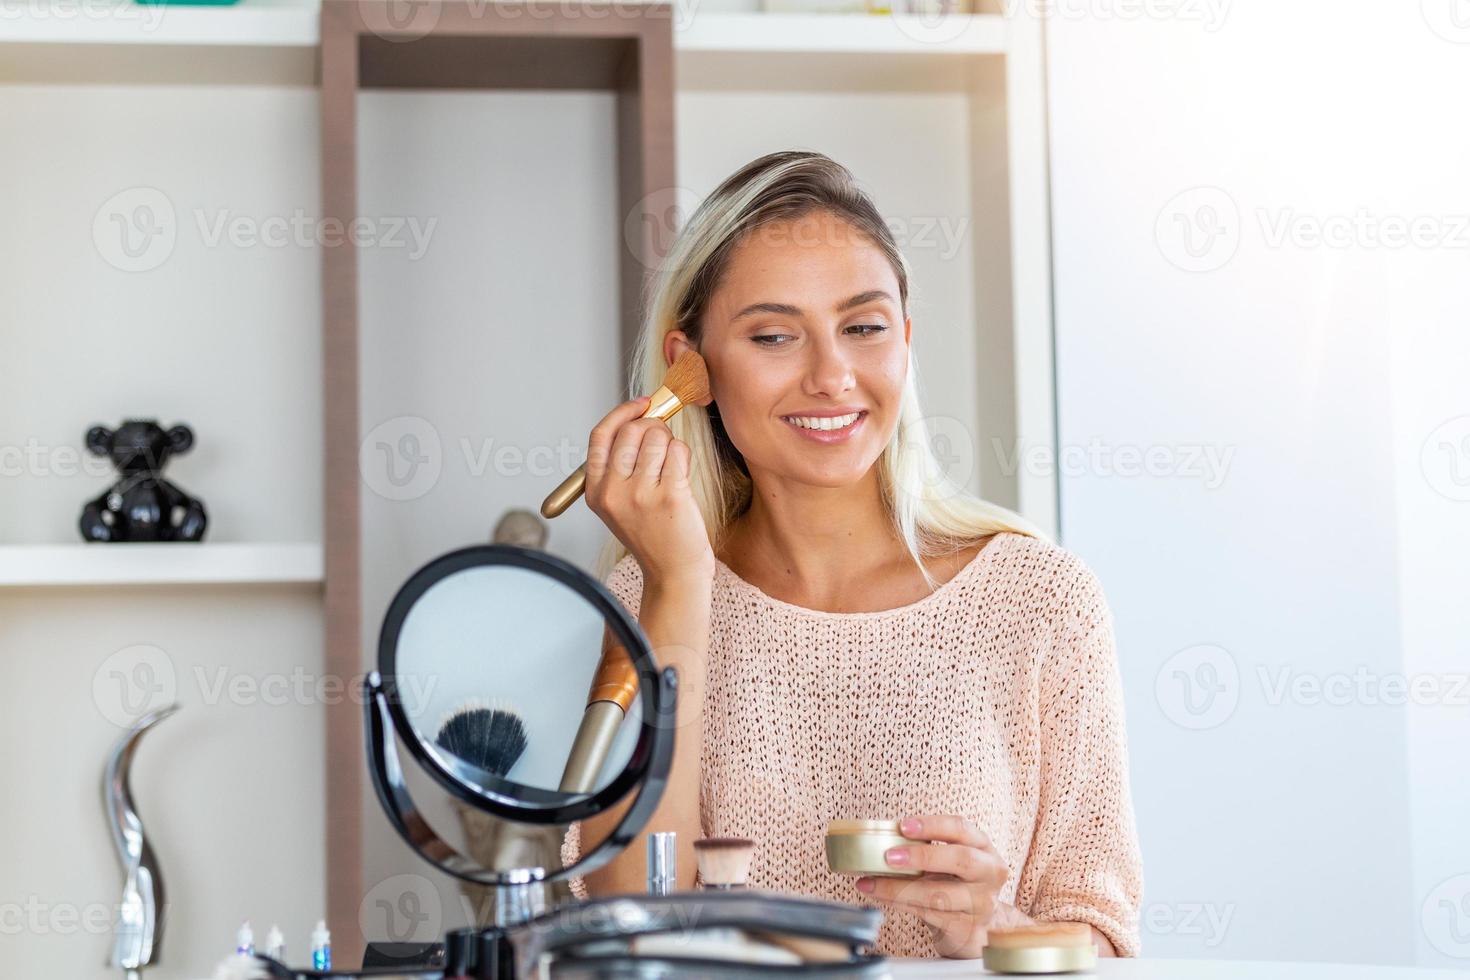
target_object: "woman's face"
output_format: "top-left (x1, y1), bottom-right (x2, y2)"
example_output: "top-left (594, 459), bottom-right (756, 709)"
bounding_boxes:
top-left (668, 210), bottom-right (911, 491)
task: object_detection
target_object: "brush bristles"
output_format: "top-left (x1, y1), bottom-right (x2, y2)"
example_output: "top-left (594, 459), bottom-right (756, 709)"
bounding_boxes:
top-left (694, 837), bottom-right (754, 886)
top-left (435, 703), bottom-right (527, 778)
top-left (662, 350), bottom-right (711, 407)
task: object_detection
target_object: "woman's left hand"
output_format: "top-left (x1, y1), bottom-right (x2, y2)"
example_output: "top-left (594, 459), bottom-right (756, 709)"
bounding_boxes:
top-left (854, 815), bottom-right (1029, 958)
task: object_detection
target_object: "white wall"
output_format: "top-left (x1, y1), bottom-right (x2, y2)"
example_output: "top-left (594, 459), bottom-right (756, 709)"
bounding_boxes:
top-left (1047, 0), bottom-right (1470, 965)
top-left (0, 84), bottom-right (325, 979)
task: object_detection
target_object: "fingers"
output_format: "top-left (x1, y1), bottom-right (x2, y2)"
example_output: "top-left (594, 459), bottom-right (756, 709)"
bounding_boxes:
top-left (586, 396), bottom-right (650, 483)
top-left (882, 841), bottom-right (1006, 884)
top-left (858, 876), bottom-right (988, 916)
top-left (899, 816), bottom-right (996, 853)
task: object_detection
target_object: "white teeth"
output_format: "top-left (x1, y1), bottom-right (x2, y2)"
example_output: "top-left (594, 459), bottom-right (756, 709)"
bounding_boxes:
top-left (782, 412), bottom-right (861, 431)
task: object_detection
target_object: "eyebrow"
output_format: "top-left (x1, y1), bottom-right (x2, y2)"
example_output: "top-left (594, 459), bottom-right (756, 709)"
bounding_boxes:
top-left (730, 289), bottom-right (895, 322)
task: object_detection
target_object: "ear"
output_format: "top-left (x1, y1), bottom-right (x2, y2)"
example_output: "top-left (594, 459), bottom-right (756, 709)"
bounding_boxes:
top-left (167, 424), bottom-right (194, 455)
top-left (903, 315), bottom-right (912, 348)
top-left (662, 329), bottom-right (697, 370)
top-left (85, 426), bottom-right (113, 457)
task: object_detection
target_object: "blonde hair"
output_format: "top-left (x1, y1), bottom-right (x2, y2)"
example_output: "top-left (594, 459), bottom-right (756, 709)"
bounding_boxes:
top-left (600, 150), bottom-right (1041, 587)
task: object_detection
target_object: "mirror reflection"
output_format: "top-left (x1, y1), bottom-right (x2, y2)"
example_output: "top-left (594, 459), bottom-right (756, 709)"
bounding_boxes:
top-left (393, 564), bottom-right (642, 800)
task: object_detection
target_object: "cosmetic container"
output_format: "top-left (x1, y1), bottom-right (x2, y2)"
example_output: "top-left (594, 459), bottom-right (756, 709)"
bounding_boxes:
top-left (982, 923), bottom-right (1097, 974)
top-left (824, 820), bottom-right (921, 878)
top-left (647, 832), bottom-right (676, 896)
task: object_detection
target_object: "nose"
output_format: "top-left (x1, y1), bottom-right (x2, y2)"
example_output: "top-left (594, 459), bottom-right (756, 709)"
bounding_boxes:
top-left (802, 335), bottom-right (856, 399)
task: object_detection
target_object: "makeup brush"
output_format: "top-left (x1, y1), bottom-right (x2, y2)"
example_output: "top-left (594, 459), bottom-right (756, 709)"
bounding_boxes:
top-left (435, 703), bottom-right (527, 779)
top-left (694, 837), bottom-right (755, 889)
top-left (558, 630), bottom-right (637, 794)
top-left (540, 350), bottom-right (712, 519)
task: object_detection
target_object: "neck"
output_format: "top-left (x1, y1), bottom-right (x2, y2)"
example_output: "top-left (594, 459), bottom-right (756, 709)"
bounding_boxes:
top-left (728, 465), bottom-right (908, 594)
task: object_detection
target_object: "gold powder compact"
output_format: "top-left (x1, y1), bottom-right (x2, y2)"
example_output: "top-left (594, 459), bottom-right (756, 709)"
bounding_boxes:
top-left (824, 819), bottom-right (921, 878)
top-left (982, 922), bottom-right (1097, 974)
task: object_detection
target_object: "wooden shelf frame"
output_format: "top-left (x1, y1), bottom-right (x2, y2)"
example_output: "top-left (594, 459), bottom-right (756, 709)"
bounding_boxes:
top-left (318, 0), bottom-right (675, 958)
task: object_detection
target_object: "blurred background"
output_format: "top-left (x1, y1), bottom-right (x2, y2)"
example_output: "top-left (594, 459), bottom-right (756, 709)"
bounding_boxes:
top-left (2, 0), bottom-right (1468, 976)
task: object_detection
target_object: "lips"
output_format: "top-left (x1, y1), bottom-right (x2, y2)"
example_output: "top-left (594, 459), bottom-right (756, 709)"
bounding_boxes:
top-left (779, 410), bottom-right (868, 444)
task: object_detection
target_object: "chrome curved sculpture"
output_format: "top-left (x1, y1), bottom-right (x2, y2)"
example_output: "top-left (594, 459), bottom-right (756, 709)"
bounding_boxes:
top-left (104, 703), bottom-right (178, 979)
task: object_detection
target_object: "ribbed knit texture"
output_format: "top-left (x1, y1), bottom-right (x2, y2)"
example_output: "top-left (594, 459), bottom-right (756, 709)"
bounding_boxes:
top-left (562, 531), bottom-right (1143, 957)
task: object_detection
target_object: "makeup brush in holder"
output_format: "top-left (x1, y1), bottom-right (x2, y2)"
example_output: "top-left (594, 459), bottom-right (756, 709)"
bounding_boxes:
top-left (540, 350), bottom-right (712, 520)
top-left (694, 837), bottom-right (755, 890)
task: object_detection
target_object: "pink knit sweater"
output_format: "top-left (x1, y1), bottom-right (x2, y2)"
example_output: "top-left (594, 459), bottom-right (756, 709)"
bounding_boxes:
top-left (566, 531), bottom-right (1143, 957)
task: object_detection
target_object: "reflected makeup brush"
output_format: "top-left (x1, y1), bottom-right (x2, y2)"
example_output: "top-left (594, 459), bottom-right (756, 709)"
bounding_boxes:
top-left (558, 630), bottom-right (637, 794)
top-left (540, 350), bottom-right (712, 519)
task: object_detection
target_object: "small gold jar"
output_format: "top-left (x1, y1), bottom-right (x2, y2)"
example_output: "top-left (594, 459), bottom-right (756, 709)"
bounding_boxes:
top-left (824, 819), bottom-right (921, 877)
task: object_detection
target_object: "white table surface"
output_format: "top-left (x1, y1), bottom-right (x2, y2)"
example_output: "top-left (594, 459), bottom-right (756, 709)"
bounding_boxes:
top-left (888, 959), bottom-right (1466, 979)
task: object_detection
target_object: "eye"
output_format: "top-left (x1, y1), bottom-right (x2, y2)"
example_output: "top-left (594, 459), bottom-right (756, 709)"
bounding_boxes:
top-left (846, 323), bottom-right (887, 337)
top-left (751, 334), bottom-right (793, 347)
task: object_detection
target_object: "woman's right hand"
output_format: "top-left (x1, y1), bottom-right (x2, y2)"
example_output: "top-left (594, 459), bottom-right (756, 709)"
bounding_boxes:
top-left (584, 395), bottom-right (715, 588)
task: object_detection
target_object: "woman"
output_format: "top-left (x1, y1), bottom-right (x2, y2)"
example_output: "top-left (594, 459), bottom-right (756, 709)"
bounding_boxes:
top-left (568, 150), bottom-right (1143, 958)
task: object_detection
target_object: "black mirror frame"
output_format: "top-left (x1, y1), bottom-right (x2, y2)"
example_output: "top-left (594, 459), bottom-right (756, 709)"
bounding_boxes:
top-left (364, 544), bottom-right (677, 885)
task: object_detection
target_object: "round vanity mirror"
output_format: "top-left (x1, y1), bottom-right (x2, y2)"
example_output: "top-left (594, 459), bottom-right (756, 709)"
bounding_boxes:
top-left (365, 545), bottom-right (676, 887)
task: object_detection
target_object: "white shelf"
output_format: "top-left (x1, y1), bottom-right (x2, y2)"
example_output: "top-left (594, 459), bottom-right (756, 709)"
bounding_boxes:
top-left (0, 543), bottom-right (324, 587)
top-left (0, 0), bottom-right (319, 47)
top-left (675, 12), bottom-right (1007, 55)
top-left (0, 6), bottom-right (1002, 56)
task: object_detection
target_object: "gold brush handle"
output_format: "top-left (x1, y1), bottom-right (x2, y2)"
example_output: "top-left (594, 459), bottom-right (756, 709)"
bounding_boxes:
top-left (540, 465), bottom-right (586, 519)
top-left (540, 384), bottom-right (682, 520)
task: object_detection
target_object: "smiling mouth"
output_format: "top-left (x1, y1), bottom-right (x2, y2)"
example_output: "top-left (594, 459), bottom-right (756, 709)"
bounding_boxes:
top-left (780, 411), bottom-right (866, 432)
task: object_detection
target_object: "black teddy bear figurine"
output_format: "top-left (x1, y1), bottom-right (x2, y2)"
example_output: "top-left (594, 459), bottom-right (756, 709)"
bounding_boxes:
top-left (80, 420), bottom-right (208, 543)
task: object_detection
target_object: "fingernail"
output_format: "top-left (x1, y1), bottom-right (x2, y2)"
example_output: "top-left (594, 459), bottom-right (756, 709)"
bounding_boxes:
top-left (885, 848), bottom-right (909, 866)
top-left (900, 818), bottom-right (921, 836)
top-left (854, 877), bottom-right (874, 893)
